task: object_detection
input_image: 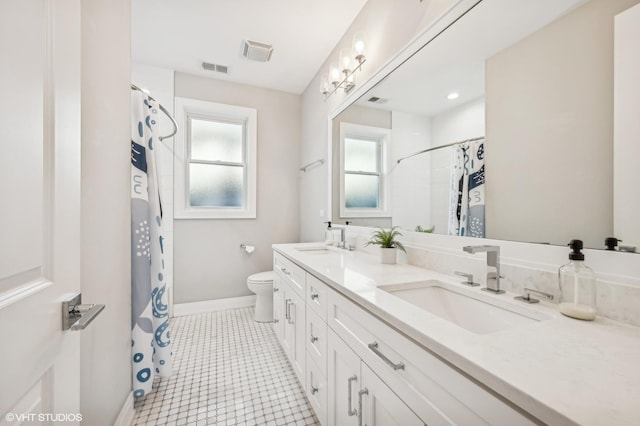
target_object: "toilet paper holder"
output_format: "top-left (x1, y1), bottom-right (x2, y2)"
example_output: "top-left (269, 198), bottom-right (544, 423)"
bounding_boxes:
top-left (240, 244), bottom-right (255, 254)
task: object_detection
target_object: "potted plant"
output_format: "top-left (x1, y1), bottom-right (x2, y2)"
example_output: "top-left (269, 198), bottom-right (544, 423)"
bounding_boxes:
top-left (365, 227), bottom-right (406, 264)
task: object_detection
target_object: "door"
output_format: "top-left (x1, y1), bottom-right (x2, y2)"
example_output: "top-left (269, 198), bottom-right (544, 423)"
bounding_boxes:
top-left (272, 273), bottom-right (284, 343)
top-left (360, 363), bottom-right (424, 426)
top-left (282, 283), bottom-right (305, 386)
top-left (327, 330), bottom-right (361, 426)
top-left (0, 0), bottom-right (82, 420)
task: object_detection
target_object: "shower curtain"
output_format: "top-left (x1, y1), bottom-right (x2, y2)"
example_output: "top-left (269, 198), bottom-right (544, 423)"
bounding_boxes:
top-left (448, 139), bottom-right (485, 238)
top-left (130, 90), bottom-right (172, 397)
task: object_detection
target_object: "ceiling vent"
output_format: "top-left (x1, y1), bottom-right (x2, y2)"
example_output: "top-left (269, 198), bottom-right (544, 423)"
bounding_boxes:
top-left (202, 62), bottom-right (228, 74)
top-left (242, 40), bottom-right (273, 62)
top-left (367, 96), bottom-right (387, 104)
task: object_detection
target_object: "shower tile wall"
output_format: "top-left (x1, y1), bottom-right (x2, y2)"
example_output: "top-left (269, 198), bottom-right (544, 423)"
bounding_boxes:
top-left (132, 308), bottom-right (319, 426)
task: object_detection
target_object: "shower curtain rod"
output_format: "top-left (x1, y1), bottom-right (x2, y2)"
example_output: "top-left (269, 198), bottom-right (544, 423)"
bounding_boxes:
top-left (396, 136), bottom-right (485, 164)
top-left (130, 84), bottom-right (178, 141)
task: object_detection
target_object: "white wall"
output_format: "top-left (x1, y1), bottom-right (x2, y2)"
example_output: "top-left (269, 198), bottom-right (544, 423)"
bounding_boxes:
top-left (429, 97), bottom-right (485, 234)
top-left (131, 64), bottom-right (175, 315)
top-left (390, 111), bottom-right (432, 231)
top-left (485, 0), bottom-right (639, 248)
top-left (614, 3), bottom-right (640, 249)
top-left (80, 0), bottom-right (132, 424)
top-left (300, 0), bottom-right (461, 242)
top-left (173, 72), bottom-right (301, 303)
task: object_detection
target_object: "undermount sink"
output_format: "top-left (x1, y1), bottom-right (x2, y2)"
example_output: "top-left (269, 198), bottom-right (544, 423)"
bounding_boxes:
top-left (379, 280), bottom-right (552, 334)
top-left (294, 246), bottom-right (334, 255)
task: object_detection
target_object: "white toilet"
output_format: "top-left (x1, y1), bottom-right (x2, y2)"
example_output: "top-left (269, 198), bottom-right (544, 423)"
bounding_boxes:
top-left (247, 271), bottom-right (275, 323)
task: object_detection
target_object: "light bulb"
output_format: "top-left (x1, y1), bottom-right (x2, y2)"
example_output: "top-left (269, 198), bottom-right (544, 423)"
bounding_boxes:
top-left (330, 64), bottom-right (341, 86)
top-left (339, 49), bottom-right (353, 75)
top-left (320, 74), bottom-right (330, 95)
top-left (353, 33), bottom-right (365, 63)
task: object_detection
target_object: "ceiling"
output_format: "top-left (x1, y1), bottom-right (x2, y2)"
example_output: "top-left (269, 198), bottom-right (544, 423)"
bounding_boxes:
top-left (131, 0), bottom-right (368, 94)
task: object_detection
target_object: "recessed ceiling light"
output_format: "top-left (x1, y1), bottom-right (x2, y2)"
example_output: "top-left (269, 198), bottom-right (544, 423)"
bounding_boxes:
top-left (447, 92), bottom-right (460, 100)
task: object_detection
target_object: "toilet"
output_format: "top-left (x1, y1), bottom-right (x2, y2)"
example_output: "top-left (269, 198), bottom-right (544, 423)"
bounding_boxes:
top-left (247, 271), bottom-right (275, 323)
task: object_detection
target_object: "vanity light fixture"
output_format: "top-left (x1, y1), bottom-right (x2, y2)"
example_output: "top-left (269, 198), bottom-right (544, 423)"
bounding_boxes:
top-left (447, 92), bottom-right (460, 100)
top-left (321, 33), bottom-right (367, 100)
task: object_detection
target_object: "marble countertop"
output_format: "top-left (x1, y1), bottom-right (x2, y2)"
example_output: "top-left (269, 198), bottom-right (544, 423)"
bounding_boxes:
top-left (273, 243), bottom-right (640, 426)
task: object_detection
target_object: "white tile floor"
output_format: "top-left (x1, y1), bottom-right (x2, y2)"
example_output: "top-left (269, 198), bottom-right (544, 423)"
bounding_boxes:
top-left (132, 308), bottom-right (319, 426)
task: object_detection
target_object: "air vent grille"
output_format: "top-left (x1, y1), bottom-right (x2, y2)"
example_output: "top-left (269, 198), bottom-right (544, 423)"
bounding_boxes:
top-left (242, 40), bottom-right (273, 62)
top-left (202, 62), bottom-right (228, 74)
top-left (367, 96), bottom-right (387, 104)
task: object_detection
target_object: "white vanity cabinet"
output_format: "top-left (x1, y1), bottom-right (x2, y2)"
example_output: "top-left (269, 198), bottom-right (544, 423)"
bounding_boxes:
top-left (274, 253), bottom-right (306, 387)
top-left (328, 288), bottom-right (536, 426)
top-left (327, 329), bottom-right (423, 426)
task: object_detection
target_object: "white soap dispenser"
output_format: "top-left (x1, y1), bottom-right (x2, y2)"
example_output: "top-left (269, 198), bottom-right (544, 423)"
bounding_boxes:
top-left (558, 239), bottom-right (597, 320)
top-left (324, 221), bottom-right (334, 246)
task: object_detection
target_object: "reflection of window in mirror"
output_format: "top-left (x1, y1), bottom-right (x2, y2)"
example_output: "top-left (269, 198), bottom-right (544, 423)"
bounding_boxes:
top-left (339, 123), bottom-right (390, 218)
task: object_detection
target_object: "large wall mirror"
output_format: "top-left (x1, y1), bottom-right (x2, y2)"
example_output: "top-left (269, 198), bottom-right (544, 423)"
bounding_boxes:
top-left (330, 0), bottom-right (640, 252)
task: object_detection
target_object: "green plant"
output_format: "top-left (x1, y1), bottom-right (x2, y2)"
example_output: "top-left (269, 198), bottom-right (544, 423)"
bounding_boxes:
top-left (415, 225), bottom-right (435, 233)
top-left (365, 227), bottom-right (406, 253)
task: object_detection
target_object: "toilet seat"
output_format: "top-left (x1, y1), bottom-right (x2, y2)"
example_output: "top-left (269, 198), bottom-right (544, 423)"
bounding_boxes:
top-left (247, 271), bottom-right (275, 284)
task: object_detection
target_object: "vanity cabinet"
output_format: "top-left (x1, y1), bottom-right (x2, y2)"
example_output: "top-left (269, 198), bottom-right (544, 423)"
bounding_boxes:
top-left (272, 272), bottom-right (284, 343)
top-left (328, 288), bottom-right (536, 426)
top-left (282, 281), bottom-right (305, 386)
top-left (327, 329), bottom-right (423, 426)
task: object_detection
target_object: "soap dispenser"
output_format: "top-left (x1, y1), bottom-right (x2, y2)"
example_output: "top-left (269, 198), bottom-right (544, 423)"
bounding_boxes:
top-left (323, 221), bottom-right (334, 246)
top-left (558, 239), bottom-right (597, 320)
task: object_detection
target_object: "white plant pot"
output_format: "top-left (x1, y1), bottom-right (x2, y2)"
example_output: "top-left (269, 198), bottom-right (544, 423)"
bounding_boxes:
top-left (380, 247), bottom-right (397, 264)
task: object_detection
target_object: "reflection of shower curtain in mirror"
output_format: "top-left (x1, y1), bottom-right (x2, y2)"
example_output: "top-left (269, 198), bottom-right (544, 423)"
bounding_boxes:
top-left (448, 139), bottom-right (485, 237)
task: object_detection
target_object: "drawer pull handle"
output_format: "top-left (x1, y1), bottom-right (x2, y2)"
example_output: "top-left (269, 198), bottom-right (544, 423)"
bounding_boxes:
top-left (281, 267), bottom-right (291, 275)
top-left (358, 388), bottom-right (369, 426)
top-left (368, 342), bottom-right (405, 371)
top-left (310, 292), bottom-right (319, 300)
top-left (310, 334), bottom-right (319, 343)
top-left (347, 375), bottom-right (358, 416)
top-left (273, 318), bottom-right (279, 324)
top-left (285, 299), bottom-right (291, 321)
top-left (311, 385), bottom-right (319, 395)
top-left (288, 302), bottom-right (295, 324)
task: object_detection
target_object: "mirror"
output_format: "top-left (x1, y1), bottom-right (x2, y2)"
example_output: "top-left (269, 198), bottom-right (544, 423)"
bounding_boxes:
top-left (330, 0), bottom-right (640, 251)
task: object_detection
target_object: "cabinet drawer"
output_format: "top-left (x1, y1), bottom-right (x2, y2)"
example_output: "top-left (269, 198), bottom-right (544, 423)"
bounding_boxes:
top-left (306, 354), bottom-right (327, 426)
top-left (328, 289), bottom-right (536, 426)
top-left (306, 273), bottom-right (328, 321)
top-left (306, 308), bottom-right (327, 376)
top-left (273, 252), bottom-right (306, 298)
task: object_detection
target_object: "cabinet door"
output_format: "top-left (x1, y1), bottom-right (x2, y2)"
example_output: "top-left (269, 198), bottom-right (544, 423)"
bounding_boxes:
top-left (327, 330), bottom-right (361, 426)
top-left (361, 363), bottom-right (424, 426)
top-left (272, 273), bottom-right (284, 344)
top-left (283, 283), bottom-right (306, 387)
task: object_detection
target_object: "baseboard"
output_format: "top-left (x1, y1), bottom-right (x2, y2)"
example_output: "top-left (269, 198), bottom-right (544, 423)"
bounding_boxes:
top-left (174, 295), bottom-right (256, 317)
top-left (114, 391), bottom-right (134, 426)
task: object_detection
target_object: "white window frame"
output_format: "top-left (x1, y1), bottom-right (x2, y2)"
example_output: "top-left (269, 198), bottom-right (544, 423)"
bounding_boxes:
top-left (339, 122), bottom-right (391, 218)
top-left (174, 97), bottom-right (257, 219)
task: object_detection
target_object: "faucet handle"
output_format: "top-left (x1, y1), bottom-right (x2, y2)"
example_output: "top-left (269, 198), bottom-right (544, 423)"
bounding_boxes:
top-left (454, 271), bottom-right (480, 287)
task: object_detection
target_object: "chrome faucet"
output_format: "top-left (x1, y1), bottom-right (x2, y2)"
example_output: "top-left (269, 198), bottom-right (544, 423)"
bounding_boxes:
top-left (462, 245), bottom-right (504, 294)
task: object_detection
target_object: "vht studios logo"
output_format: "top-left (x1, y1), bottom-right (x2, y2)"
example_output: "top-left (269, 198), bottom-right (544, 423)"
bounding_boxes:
top-left (5, 413), bottom-right (83, 422)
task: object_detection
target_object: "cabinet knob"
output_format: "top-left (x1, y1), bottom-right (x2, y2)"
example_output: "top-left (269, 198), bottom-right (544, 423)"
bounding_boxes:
top-left (310, 335), bottom-right (319, 343)
top-left (311, 385), bottom-right (319, 395)
top-left (273, 287), bottom-right (279, 293)
top-left (310, 292), bottom-right (319, 300)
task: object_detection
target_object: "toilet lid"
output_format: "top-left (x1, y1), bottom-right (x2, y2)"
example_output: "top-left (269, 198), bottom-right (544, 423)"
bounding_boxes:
top-left (248, 271), bottom-right (275, 284)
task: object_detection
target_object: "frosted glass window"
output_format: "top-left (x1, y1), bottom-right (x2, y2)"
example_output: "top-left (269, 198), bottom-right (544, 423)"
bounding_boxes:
top-left (344, 138), bottom-right (378, 172)
top-left (189, 164), bottom-right (243, 207)
top-left (345, 175), bottom-right (380, 208)
top-left (190, 118), bottom-right (243, 163)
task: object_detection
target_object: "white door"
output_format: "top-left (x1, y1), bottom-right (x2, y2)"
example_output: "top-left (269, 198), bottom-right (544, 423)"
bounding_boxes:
top-left (360, 363), bottom-right (424, 426)
top-left (0, 0), bottom-right (83, 422)
top-left (327, 330), bottom-right (360, 426)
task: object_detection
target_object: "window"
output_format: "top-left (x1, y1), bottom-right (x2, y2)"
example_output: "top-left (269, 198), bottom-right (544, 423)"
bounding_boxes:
top-left (339, 123), bottom-right (390, 218)
top-left (175, 97), bottom-right (257, 219)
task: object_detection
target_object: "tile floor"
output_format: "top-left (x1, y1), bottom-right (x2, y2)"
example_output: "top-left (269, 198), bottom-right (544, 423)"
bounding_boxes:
top-left (132, 308), bottom-right (319, 426)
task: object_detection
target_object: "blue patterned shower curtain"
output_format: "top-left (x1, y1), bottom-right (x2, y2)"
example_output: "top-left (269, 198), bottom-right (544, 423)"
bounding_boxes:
top-left (448, 139), bottom-right (486, 238)
top-left (130, 90), bottom-right (172, 397)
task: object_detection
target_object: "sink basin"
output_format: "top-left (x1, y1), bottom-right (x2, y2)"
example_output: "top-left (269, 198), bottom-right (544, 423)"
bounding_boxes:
top-left (379, 280), bottom-right (551, 334)
top-left (294, 246), bottom-right (334, 255)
